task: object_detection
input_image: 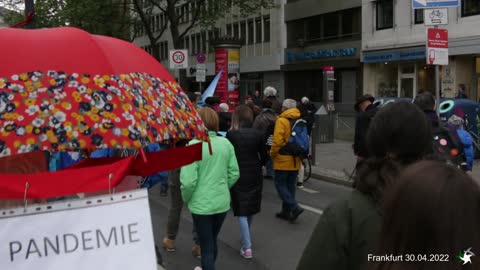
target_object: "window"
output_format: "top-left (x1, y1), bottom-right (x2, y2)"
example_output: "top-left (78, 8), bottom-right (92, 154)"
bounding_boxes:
top-left (462, 0), bottom-right (480, 17)
top-left (414, 9), bottom-right (424, 24)
top-left (233, 23), bottom-right (239, 39)
top-left (226, 24), bottom-right (232, 36)
top-left (191, 35), bottom-right (196, 55)
top-left (376, 0), bottom-right (394, 30)
top-left (255, 18), bottom-right (262, 43)
top-left (306, 15), bottom-right (321, 40)
top-left (182, 4), bottom-right (189, 22)
top-left (159, 14), bottom-right (165, 28)
top-left (263, 16), bottom-right (270, 42)
top-left (323, 12), bottom-right (339, 39)
top-left (185, 36), bottom-right (190, 54)
top-left (196, 33), bottom-right (201, 54)
top-left (201, 32), bottom-right (207, 54)
top-left (341, 8), bottom-right (360, 38)
top-left (241, 21), bottom-right (247, 43)
top-left (247, 19), bottom-right (254, 44)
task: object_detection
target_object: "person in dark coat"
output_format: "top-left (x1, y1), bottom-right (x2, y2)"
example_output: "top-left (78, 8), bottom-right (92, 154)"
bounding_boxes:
top-left (298, 96), bottom-right (317, 136)
top-left (353, 94), bottom-right (378, 166)
top-left (297, 102), bottom-right (433, 270)
top-left (227, 105), bottom-right (268, 259)
top-left (253, 99), bottom-right (277, 178)
top-left (264, 86), bottom-right (282, 115)
top-left (218, 103), bottom-right (231, 133)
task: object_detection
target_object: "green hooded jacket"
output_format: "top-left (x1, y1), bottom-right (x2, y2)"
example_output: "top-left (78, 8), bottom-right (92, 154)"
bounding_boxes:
top-left (180, 131), bottom-right (240, 215)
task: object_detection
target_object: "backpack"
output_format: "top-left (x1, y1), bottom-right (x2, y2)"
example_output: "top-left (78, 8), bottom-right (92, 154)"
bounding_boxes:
top-left (432, 124), bottom-right (467, 170)
top-left (279, 118), bottom-right (310, 159)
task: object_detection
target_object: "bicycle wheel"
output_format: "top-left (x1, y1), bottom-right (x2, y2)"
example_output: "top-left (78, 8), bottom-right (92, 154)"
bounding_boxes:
top-left (302, 158), bottom-right (312, 182)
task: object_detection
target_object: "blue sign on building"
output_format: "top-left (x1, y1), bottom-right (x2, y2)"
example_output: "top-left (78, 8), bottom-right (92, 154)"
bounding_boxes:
top-left (412, 0), bottom-right (459, 9)
top-left (363, 48), bottom-right (426, 63)
top-left (287, 48), bottom-right (357, 62)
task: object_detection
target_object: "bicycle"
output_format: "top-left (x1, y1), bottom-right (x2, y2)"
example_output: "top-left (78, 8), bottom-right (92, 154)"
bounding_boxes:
top-left (301, 155), bottom-right (312, 182)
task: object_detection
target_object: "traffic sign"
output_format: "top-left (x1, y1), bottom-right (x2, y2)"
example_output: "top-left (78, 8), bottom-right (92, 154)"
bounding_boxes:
top-left (196, 54), bottom-right (206, 63)
top-left (413, 0), bottom-right (459, 9)
top-left (427, 28), bottom-right (448, 65)
top-left (195, 63), bottom-right (206, 82)
top-left (169, 50), bottom-right (188, 69)
top-left (424, 8), bottom-right (448, 25)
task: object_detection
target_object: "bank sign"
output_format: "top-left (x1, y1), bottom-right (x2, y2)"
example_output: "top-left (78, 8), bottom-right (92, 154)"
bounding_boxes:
top-left (287, 48), bottom-right (357, 63)
top-left (0, 189), bottom-right (157, 270)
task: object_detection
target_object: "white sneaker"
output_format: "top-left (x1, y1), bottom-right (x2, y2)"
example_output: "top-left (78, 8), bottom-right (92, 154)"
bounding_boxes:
top-left (194, 267), bottom-right (202, 270)
top-left (240, 248), bottom-right (253, 259)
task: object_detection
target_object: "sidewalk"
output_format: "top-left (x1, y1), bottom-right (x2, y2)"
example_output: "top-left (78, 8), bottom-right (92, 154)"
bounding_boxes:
top-left (311, 140), bottom-right (480, 186)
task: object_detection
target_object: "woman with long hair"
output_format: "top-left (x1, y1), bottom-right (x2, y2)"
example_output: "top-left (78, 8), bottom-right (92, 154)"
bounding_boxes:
top-left (373, 161), bottom-right (480, 270)
top-left (297, 102), bottom-right (433, 270)
top-left (227, 105), bottom-right (268, 259)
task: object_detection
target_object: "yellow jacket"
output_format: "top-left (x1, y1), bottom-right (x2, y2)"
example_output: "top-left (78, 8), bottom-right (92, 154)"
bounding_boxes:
top-left (270, 108), bottom-right (302, 171)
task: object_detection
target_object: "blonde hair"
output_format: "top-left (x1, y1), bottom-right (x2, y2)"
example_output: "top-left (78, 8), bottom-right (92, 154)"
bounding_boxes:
top-left (198, 107), bottom-right (219, 132)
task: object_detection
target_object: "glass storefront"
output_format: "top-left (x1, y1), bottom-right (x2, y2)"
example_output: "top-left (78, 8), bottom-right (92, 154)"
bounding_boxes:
top-left (367, 61), bottom-right (435, 98)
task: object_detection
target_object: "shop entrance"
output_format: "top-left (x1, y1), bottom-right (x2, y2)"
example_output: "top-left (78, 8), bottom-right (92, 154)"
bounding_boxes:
top-left (398, 64), bottom-right (417, 98)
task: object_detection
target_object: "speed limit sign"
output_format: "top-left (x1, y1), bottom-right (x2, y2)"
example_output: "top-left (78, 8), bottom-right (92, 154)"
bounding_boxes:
top-left (169, 50), bottom-right (188, 69)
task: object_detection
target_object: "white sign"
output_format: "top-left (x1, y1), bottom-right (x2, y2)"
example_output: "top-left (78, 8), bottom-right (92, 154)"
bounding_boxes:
top-left (169, 50), bottom-right (188, 69)
top-left (424, 8), bottom-right (448, 25)
top-left (196, 64), bottom-right (206, 82)
top-left (413, 0), bottom-right (459, 9)
top-left (0, 190), bottom-right (157, 270)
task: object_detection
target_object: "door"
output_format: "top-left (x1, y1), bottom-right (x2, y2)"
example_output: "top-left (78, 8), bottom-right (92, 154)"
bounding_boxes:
top-left (400, 78), bottom-right (415, 98)
top-left (340, 71), bottom-right (357, 103)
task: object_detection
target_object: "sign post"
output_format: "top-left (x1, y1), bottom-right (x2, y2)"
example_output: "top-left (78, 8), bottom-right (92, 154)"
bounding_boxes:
top-left (414, 0), bottom-right (455, 117)
top-left (426, 27), bottom-right (448, 116)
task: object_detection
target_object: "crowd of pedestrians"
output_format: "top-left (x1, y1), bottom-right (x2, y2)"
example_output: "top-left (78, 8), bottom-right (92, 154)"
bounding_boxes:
top-left (160, 87), bottom-right (479, 270)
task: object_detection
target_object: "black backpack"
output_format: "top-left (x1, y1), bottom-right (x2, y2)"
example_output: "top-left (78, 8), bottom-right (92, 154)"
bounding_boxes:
top-left (432, 124), bottom-right (467, 170)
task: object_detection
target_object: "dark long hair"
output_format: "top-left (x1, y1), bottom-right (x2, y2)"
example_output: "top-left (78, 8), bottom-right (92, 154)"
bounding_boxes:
top-left (231, 105), bottom-right (254, 130)
top-left (355, 102), bottom-right (433, 203)
top-left (373, 161), bottom-right (480, 270)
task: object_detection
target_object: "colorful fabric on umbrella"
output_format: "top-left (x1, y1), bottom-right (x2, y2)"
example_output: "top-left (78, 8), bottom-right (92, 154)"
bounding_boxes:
top-left (0, 71), bottom-right (208, 156)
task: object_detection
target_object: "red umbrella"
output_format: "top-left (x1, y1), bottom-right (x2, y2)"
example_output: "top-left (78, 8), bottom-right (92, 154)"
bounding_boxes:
top-left (0, 27), bottom-right (208, 155)
top-left (0, 27), bottom-right (208, 199)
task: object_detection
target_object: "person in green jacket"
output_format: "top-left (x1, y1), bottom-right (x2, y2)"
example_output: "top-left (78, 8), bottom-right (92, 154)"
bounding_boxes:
top-left (180, 107), bottom-right (240, 270)
top-left (297, 102), bottom-right (433, 270)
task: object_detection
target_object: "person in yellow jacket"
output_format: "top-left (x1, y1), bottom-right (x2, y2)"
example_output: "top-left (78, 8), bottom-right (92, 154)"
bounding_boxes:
top-left (270, 99), bottom-right (304, 222)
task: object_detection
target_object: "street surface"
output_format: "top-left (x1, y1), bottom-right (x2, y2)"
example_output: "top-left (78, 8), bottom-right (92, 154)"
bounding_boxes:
top-left (149, 177), bottom-right (352, 270)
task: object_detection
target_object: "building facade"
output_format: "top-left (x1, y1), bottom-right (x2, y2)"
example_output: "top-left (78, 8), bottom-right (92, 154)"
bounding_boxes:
top-left (283, 0), bottom-right (362, 113)
top-left (362, 0), bottom-right (480, 100)
top-left (132, 0), bottom-right (287, 99)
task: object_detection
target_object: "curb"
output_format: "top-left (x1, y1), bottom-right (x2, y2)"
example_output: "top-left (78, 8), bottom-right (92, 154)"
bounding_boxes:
top-left (310, 172), bottom-right (354, 188)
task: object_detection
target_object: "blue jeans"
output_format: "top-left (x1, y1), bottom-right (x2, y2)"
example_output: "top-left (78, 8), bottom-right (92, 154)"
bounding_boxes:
top-left (192, 212), bottom-right (227, 270)
top-left (265, 157), bottom-right (274, 177)
top-left (274, 170), bottom-right (299, 212)
top-left (238, 216), bottom-right (253, 249)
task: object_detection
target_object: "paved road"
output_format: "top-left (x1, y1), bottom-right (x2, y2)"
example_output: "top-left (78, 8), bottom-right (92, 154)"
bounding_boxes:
top-left (148, 177), bottom-right (352, 270)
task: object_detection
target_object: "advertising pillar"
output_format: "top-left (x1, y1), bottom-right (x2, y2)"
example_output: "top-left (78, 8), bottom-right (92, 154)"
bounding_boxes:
top-left (214, 41), bottom-right (242, 109)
